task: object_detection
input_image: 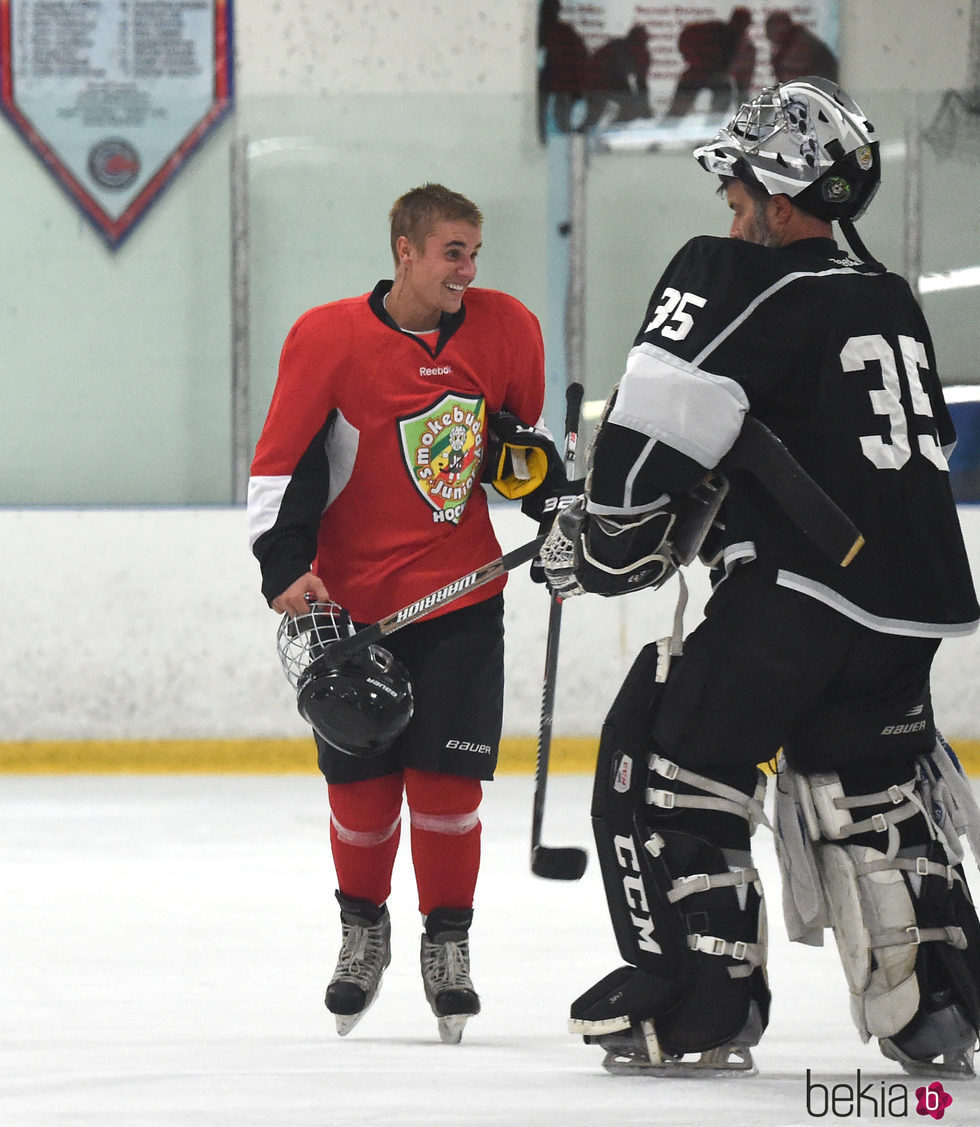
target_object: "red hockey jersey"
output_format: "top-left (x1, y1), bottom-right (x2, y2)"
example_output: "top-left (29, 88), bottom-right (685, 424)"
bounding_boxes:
top-left (249, 282), bottom-right (545, 623)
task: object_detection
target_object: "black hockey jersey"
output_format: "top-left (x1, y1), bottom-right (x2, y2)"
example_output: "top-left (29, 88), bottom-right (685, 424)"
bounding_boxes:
top-left (588, 235), bottom-right (979, 638)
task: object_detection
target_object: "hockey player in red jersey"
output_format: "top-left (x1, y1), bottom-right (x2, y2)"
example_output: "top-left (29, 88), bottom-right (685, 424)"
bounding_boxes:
top-left (542, 78), bottom-right (980, 1078)
top-left (249, 184), bottom-right (566, 1044)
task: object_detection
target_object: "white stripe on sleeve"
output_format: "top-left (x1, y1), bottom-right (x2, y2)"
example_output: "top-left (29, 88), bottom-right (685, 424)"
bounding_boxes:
top-left (247, 475), bottom-right (290, 547)
top-left (609, 343), bottom-right (748, 469)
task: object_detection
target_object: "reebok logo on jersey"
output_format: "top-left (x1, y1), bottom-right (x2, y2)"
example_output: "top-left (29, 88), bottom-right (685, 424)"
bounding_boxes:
top-left (420, 365), bottom-right (453, 376)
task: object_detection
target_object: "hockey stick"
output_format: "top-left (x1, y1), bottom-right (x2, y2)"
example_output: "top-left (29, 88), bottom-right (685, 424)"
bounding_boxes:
top-left (316, 535), bottom-right (546, 664)
top-left (531, 382), bottom-right (589, 881)
top-left (720, 416), bottom-right (865, 567)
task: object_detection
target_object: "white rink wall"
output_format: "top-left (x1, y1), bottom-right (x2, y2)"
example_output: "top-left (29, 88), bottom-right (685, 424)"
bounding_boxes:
top-left (3, 503), bottom-right (980, 743)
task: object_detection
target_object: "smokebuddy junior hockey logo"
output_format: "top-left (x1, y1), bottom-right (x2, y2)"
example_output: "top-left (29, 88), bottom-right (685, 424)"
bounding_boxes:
top-left (398, 393), bottom-right (486, 525)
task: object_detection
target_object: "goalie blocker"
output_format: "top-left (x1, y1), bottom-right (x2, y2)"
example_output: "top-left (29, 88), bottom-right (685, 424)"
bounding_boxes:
top-left (540, 476), bottom-right (728, 600)
top-left (540, 414), bottom-right (865, 603)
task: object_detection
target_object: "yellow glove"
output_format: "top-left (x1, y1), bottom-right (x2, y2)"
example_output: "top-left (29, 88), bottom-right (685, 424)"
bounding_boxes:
top-left (485, 411), bottom-right (561, 500)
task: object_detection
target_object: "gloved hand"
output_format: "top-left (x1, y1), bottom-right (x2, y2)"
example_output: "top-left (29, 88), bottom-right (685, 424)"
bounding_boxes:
top-left (529, 479), bottom-right (585, 582)
top-left (525, 474), bottom-right (584, 527)
top-left (536, 496), bottom-right (680, 596)
top-left (485, 411), bottom-right (562, 501)
top-left (535, 495), bottom-right (588, 597)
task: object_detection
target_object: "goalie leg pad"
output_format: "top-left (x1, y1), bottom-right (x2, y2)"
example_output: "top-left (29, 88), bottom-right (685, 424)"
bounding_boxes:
top-left (641, 764), bottom-right (772, 1057)
top-left (572, 640), bottom-right (772, 1058)
top-left (786, 758), bottom-right (980, 1074)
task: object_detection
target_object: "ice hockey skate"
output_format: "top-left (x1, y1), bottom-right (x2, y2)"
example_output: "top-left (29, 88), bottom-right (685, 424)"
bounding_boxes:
top-left (879, 992), bottom-right (978, 1080)
top-left (325, 893), bottom-right (391, 1037)
top-left (879, 1038), bottom-right (976, 1080)
top-left (420, 908), bottom-right (481, 1044)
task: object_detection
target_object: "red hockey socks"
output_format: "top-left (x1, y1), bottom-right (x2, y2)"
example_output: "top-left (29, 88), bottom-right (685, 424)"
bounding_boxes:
top-left (327, 773), bottom-right (404, 908)
top-left (404, 769), bottom-right (482, 915)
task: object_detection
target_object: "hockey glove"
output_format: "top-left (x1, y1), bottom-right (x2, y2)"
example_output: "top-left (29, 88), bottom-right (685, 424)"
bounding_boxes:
top-left (485, 410), bottom-right (563, 503)
top-left (538, 495), bottom-right (589, 598)
top-left (529, 478), bottom-right (585, 583)
top-left (539, 496), bottom-right (680, 598)
top-left (668, 475), bottom-right (729, 567)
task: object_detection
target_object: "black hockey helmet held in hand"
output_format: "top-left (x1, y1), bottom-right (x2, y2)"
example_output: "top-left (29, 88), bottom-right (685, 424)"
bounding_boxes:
top-left (297, 645), bottom-right (413, 757)
top-left (277, 602), bottom-right (414, 756)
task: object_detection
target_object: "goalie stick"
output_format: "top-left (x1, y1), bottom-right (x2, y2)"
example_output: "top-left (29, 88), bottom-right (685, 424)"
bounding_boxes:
top-left (531, 382), bottom-right (589, 881)
top-left (720, 416), bottom-right (865, 567)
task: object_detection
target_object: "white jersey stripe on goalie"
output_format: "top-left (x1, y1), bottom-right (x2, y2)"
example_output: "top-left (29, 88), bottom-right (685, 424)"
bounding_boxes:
top-left (776, 571), bottom-right (980, 639)
top-left (691, 266), bottom-right (867, 367)
top-left (610, 342), bottom-right (748, 470)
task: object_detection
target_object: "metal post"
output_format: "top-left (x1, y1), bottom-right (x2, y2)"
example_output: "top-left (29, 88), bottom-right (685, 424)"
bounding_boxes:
top-left (903, 111), bottom-right (922, 300)
top-left (230, 134), bottom-right (251, 504)
top-left (971, 0), bottom-right (980, 91)
top-left (565, 131), bottom-right (587, 472)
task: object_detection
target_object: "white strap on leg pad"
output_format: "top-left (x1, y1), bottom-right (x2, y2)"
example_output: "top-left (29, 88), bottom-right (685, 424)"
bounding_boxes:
top-left (816, 841), bottom-right (920, 1041)
top-left (774, 761), bottom-right (829, 944)
top-left (646, 756), bottom-right (771, 833)
top-left (775, 758), bottom-right (975, 1043)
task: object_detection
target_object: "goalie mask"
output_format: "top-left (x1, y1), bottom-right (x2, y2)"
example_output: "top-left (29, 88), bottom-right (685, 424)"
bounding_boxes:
top-left (693, 76), bottom-right (880, 222)
top-left (277, 602), bottom-right (413, 757)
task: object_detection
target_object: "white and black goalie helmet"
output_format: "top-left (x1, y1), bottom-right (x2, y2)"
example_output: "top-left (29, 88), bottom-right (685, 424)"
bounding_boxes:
top-left (277, 602), bottom-right (413, 757)
top-left (693, 76), bottom-right (880, 221)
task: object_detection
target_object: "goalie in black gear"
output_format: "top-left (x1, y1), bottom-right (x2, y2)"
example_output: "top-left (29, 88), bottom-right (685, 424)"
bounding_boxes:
top-left (543, 77), bottom-right (980, 1078)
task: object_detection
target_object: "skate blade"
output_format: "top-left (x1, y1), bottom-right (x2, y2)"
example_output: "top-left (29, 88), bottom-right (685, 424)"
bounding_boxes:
top-left (437, 1014), bottom-right (472, 1045)
top-left (602, 1043), bottom-right (757, 1078)
top-left (880, 1040), bottom-right (976, 1080)
top-left (335, 1012), bottom-right (365, 1037)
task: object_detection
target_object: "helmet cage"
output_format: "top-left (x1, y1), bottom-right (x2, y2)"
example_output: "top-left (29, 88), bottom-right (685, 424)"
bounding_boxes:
top-left (277, 601), bottom-right (356, 690)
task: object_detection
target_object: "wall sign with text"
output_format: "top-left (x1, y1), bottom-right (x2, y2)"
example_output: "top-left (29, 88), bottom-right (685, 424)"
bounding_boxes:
top-left (1, 0), bottom-right (234, 248)
top-left (537, 1), bottom-right (838, 150)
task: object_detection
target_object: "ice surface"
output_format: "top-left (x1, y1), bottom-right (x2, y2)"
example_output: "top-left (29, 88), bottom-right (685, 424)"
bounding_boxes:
top-left (3, 773), bottom-right (980, 1126)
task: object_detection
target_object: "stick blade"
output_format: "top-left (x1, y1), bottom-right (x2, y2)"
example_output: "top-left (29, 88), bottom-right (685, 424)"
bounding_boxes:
top-left (531, 845), bottom-right (588, 881)
top-left (721, 417), bottom-right (863, 567)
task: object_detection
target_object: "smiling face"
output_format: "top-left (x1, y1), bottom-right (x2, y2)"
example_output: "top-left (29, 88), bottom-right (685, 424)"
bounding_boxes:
top-left (388, 220), bottom-right (482, 331)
